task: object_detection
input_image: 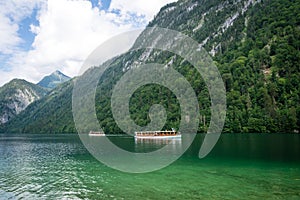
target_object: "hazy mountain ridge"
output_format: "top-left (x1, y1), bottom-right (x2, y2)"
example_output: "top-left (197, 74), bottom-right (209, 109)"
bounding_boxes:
top-left (37, 70), bottom-right (70, 89)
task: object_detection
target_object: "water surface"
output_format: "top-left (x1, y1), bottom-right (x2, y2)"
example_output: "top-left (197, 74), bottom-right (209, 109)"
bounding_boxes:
top-left (0, 134), bottom-right (299, 199)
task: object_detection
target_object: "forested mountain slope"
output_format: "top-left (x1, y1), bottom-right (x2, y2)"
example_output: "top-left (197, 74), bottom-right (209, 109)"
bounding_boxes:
top-left (1, 0), bottom-right (299, 133)
top-left (0, 79), bottom-right (47, 125)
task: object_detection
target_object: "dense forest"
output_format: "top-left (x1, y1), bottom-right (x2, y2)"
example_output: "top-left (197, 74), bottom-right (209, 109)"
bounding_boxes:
top-left (1, 0), bottom-right (299, 134)
top-left (215, 0), bottom-right (300, 133)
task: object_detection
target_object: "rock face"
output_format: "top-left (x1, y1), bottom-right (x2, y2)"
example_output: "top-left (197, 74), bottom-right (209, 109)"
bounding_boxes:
top-left (1, 0), bottom-right (300, 134)
top-left (37, 70), bottom-right (70, 89)
top-left (0, 79), bottom-right (47, 124)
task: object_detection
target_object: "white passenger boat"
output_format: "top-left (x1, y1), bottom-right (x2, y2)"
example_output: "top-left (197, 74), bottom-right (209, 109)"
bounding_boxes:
top-left (88, 131), bottom-right (105, 136)
top-left (134, 129), bottom-right (181, 139)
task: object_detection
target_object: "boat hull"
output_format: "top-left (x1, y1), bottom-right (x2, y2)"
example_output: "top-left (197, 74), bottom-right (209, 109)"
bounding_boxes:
top-left (88, 133), bottom-right (105, 136)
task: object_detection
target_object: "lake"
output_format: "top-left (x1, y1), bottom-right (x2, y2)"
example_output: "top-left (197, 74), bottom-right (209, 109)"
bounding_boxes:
top-left (0, 134), bottom-right (299, 199)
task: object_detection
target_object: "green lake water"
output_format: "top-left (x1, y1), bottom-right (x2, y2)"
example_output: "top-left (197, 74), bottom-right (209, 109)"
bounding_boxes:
top-left (0, 134), bottom-right (299, 199)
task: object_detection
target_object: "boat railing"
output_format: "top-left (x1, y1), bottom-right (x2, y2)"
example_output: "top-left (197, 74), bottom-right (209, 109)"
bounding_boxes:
top-left (134, 130), bottom-right (179, 136)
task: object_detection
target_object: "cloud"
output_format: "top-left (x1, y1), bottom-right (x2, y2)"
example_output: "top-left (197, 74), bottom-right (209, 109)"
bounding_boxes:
top-left (0, 0), bottom-right (44, 84)
top-left (109, 0), bottom-right (176, 21)
top-left (5, 0), bottom-right (136, 83)
top-left (0, 0), bottom-right (42, 54)
top-left (0, 0), bottom-right (176, 86)
top-left (0, 14), bottom-right (20, 54)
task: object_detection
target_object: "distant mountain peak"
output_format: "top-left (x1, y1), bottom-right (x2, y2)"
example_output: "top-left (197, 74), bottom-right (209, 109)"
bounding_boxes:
top-left (37, 70), bottom-right (70, 89)
top-left (53, 70), bottom-right (64, 75)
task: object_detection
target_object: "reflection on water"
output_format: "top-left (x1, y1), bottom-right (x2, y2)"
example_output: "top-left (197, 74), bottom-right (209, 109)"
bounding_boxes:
top-left (134, 137), bottom-right (182, 153)
top-left (134, 137), bottom-right (182, 145)
top-left (0, 134), bottom-right (299, 199)
top-left (82, 135), bottom-right (183, 153)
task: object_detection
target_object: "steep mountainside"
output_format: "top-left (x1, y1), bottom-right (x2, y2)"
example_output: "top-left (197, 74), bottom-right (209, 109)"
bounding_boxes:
top-left (37, 70), bottom-right (70, 89)
top-left (1, 0), bottom-right (299, 133)
top-left (0, 79), bottom-right (47, 124)
top-left (1, 80), bottom-right (75, 133)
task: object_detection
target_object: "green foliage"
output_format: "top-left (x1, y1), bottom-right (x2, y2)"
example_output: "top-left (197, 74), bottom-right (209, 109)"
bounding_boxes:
top-left (0, 81), bottom-right (76, 133)
top-left (0, 79), bottom-right (47, 125)
top-left (1, 0), bottom-right (300, 134)
top-left (216, 0), bottom-right (300, 133)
